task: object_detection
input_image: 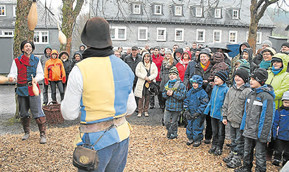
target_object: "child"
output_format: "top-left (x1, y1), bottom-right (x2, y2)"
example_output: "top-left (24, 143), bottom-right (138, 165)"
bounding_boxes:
top-left (44, 50), bottom-right (66, 103)
top-left (204, 70), bottom-right (229, 155)
top-left (222, 69), bottom-right (251, 168)
top-left (236, 68), bottom-right (275, 172)
top-left (184, 75), bottom-right (209, 147)
top-left (272, 91), bottom-right (289, 167)
top-left (162, 67), bottom-right (186, 139)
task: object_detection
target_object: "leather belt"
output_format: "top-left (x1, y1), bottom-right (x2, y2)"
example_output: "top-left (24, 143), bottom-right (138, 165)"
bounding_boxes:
top-left (79, 116), bottom-right (126, 133)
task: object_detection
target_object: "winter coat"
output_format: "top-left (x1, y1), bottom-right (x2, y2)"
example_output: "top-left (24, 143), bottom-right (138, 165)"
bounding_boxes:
top-left (184, 75), bottom-right (209, 115)
top-left (208, 52), bottom-right (229, 82)
top-left (176, 60), bottom-right (189, 82)
top-left (62, 59), bottom-right (73, 81)
top-left (41, 46), bottom-right (52, 70)
top-left (184, 60), bottom-right (197, 87)
top-left (222, 84), bottom-right (251, 128)
top-left (44, 58), bottom-right (66, 82)
top-left (134, 62), bottom-right (158, 98)
top-left (152, 54), bottom-right (164, 82)
top-left (194, 61), bottom-right (213, 95)
top-left (266, 53), bottom-right (289, 108)
top-left (204, 83), bottom-right (229, 121)
top-left (162, 79), bottom-right (186, 112)
top-left (160, 60), bottom-right (174, 91)
top-left (272, 106), bottom-right (289, 141)
top-left (240, 85), bottom-right (275, 143)
top-left (124, 53), bottom-right (142, 85)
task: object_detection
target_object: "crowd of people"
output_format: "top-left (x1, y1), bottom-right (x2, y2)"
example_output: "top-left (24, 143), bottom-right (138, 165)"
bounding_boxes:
top-left (114, 41), bottom-right (289, 172)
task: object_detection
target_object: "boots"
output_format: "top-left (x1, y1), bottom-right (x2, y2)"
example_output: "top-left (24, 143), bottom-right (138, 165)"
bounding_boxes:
top-left (227, 155), bottom-right (242, 168)
top-left (21, 117), bottom-right (30, 140)
top-left (224, 151), bottom-right (236, 163)
top-left (36, 117), bottom-right (47, 144)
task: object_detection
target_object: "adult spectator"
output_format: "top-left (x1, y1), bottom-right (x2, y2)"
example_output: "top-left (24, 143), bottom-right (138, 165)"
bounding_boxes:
top-left (254, 40), bottom-right (273, 65)
top-left (8, 40), bottom-right (47, 144)
top-left (259, 47), bottom-right (276, 70)
top-left (72, 51), bottom-right (83, 68)
top-left (176, 51), bottom-right (191, 82)
top-left (40, 45), bottom-right (52, 105)
top-left (231, 42), bottom-right (250, 73)
top-left (280, 42), bottom-right (289, 72)
top-left (79, 44), bottom-right (87, 54)
top-left (160, 50), bottom-right (175, 93)
top-left (59, 51), bottom-right (73, 92)
top-left (172, 44), bottom-right (179, 53)
top-left (61, 17), bottom-right (136, 171)
top-left (173, 48), bottom-right (183, 65)
top-left (114, 50), bottom-right (121, 58)
top-left (121, 47), bottom-right (132, 60)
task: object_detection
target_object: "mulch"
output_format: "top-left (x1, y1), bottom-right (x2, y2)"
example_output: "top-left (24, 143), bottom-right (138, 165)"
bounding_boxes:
top-left (0, 124), bottom-right (281, 172)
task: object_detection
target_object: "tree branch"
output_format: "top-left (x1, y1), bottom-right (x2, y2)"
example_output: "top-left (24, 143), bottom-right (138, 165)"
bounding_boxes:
top-left (256, 0), bottom-right (278, 21)
top-left (73, 0), bottom-right (84, 16)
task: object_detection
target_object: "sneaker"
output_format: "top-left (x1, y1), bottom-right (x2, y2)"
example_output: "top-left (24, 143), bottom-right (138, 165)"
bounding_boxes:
top-left (193, 141), bottom-right (201, 147)
top-left (272, 159), bottom-right (280, 166)
top-left (22, 133), bottom-right (30, 140)
top-left (204, 139), bottom-right (211, 144)
top-left (169, 134), bottom-right (178, 139)
top-left (227, 155), bottom-right (242, 168)
top-left (144, 112), bottom-right (149, 117)
top-left (223, 151), bottom-right (235, 163)
top-left (40, 135), bottom-right (47, 144)
top-left (214, 147), bottom-right (222, 156)
top-left (208, 145), bottom-right (217, 154)
top-left (234, 166), bottom-right (249, 172)
top-left (137, 113), bottom-right (142, 117)
top-left (186, 139), bottom-right (194, 146)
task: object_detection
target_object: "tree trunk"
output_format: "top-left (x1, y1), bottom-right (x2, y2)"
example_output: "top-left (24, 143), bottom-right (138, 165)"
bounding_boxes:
top-left (14, 0), bottom-right (34, 58)
top-left (61, 0), bottom-right (84, 53)
top-left (248, 0), bottom-right (258, 54)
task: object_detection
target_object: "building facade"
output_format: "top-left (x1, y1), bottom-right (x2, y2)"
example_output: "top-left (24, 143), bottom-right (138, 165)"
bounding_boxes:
top-left (91, 0), bottom-right (274, 50)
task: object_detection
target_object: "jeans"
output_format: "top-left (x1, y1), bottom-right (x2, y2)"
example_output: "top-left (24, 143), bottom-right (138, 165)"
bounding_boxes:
top-left (78, 138), bottom-right (129, 172)
top-left (164, 110), bottom-right (180, 136)
top-left (211, 118), bottom-right (225, 149)
top-left (274, 139), bottom-right (289, 164)
top-left (243, 137), bottom-right (267, 172)
top-left (229, 122), bottom-right (244, 156)
top-left (50, 81), bottom-right (64, 102)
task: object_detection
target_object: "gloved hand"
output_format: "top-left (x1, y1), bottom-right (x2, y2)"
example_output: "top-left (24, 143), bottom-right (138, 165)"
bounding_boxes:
top-left (62, 76), bottom-right (66, 84)
top-left (44, 78), bottom-right (49, 85)
top-left (192, 113), bottom-right (201, 119)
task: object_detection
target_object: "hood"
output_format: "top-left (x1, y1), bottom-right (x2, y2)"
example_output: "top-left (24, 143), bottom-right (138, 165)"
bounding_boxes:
top-left (241, 48), bottom-right (253, 63)
top-left (270, 53), bottom-right (289, 74)
top-left (79, 44), bottom-right (87, 49)
top-left (59, 51), bottom-right (70, 59)
top-left (43, 45), bottom-right (52, 57)
top-left (189, 75), bottom-right (203, 87)
top-left (255, 84), bottom-right (275, 99)
top-left (174, 48), bottom-right (184, 59)
top-left (212, 52), bottom-right (225, 64)
top-left (182, 51), bottom-right (191, 59)
top-left (73, 51), bottom-right (83, 60)
top-left (239, 42), bottom-right (250, 55)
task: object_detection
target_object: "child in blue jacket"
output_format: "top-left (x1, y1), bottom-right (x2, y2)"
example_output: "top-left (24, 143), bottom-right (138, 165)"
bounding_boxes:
top-left (204, 70), bottom-right (229, 155)
top-left (184, 75), bottom-right (209, 147)
top-left (272, 91), bottom-right (289, 167)
top-left (162, 67), bottom-right (186, 139)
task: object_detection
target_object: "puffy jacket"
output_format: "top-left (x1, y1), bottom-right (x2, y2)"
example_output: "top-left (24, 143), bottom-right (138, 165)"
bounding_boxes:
top-left (266, 53), bottom-right (289, 109)
top-left (222, 84), bottom-right (251, 128)
top-left (44, 58), bottom-right (66, 83)
top-left (152, 54), bottom-right (164, 82)
top-left (240, 85), bottom-right (275, 143)
top-left (184, 75), bottom-right (209, 114)
top-left (162, 79), bottom-right (186, 112)
top-left (272, 106), bottom-right (289, 141)
top-left (204, 83), bottom-right (229, 121)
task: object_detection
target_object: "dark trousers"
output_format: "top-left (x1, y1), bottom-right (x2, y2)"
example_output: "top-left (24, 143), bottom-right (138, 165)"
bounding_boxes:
top-left (42, 80), bottom-right (49, 104)
top-left (229, 123), bottom-right (244, 156)
top-left (50, 81), bottom-right (64, 102)
top-left (211, 118), bottom-right (225, 149)
top-left (205, 115), bottom-right (212, 140)
top-left (243, 137), bottom-right (267, 172)
top-left (150, 81), bottom-right (165, 108)
top-left (274, 139), bottom-right (289, 164)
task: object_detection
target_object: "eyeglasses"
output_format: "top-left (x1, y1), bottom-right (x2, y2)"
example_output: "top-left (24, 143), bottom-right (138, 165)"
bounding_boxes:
top-left (262, 53), bottom-right (271, 56)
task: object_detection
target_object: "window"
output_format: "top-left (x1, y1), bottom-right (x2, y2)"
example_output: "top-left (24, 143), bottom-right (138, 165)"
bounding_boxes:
top-left (232, 9), bottom-right (239, 19)
top-left (138, 27), bottom-right (148, 40)
top-left (174, 5), bottom-right (182, 16)
top-left (175, 28), bottom-right (184, 41)
top-left (157, 28), bottom-right (166, 41)
top-left (215, 8), bottom-right (221, 18)
top-left (196, 29), bottom-right (205, 42)
top-left (0, 5), bottom-right (6, 16)
top-left (195, 7), bottom-right (203, 17)
top-left (229, 31), bottom-right (238, 43)
top-left (0, 30), bottom-right (14, 37)
top-left (154, 5), bottom-right (162, 15)
top-left (34, 31), bottom-right (49, 44)
top-left (213, 30), bottom-right (222, 43)
top-left (132, 4), bottom-right (141, 14)
top-left (13, 5), bottom-right (17, 17)
top-left (110, 27), bottom-right (126, 40)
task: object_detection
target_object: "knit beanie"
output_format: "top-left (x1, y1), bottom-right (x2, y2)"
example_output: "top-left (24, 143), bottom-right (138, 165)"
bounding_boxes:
top-left (281, 42), bottom-right (289, 48)
top-left (251, 68), bottom-right (268, 86)
top-left (169, 66), bottom-right (179, 76)
top-left (262, 40), bottom-right (272, 47)
top-left (235, 68), bottom-right (249, 83)
top-left (215, 70), bottom-right (228, 82)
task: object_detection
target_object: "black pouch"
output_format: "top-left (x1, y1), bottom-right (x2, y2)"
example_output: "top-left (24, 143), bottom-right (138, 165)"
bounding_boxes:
top-left (73, 145), bottom-right (99, 171)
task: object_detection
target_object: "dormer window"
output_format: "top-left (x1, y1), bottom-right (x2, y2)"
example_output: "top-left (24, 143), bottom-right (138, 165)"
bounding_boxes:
top-left (132, 4), bottom-right (141, 14)
top-left (232, 9), bottom-right (239, 19)
top-left (195, 7), bottom-right (203, 17)
top-left (154, 5), bottom-right (162, 15)
top-left (214, 8), bottom-right (221, 18)
top-left (174, 5), bottom-right (183, 16)
top-left (0, 5), bottom-right (6, 16)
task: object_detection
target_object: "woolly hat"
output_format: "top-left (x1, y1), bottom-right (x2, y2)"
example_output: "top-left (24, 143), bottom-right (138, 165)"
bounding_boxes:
top-left (169, 66), bottom-right (179, 76)
top-left (282, 42), bottom-right (289, 48)
top-left (271, 57), bottom-right (283, 63)
top-left (251, 68), bottom-right (268, 86)
top-left (282, 91), bottom-right (289, 101)
top-left (262, 40), bottom-right (272, 47)
top-left (215, 70), bottom-right (228, 82)
top-left (235, 68), bottom-right (249, 83)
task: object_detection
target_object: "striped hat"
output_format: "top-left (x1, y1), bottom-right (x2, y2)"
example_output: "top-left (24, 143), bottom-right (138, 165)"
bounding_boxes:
top-left (169, 66), bottom-right (179, 76)
top-left (215, 70), bottom-right (228, 82)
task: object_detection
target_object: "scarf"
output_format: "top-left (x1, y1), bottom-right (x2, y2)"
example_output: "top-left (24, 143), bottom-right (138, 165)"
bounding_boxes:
top-left (200, 61), bottom-right (211, 71)
top-left (271, 66), bottom-right (283, 75)
top-left (259, 60), bottom-right (271, 69)
top-left (82, 46), bottom-right (114, 59)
